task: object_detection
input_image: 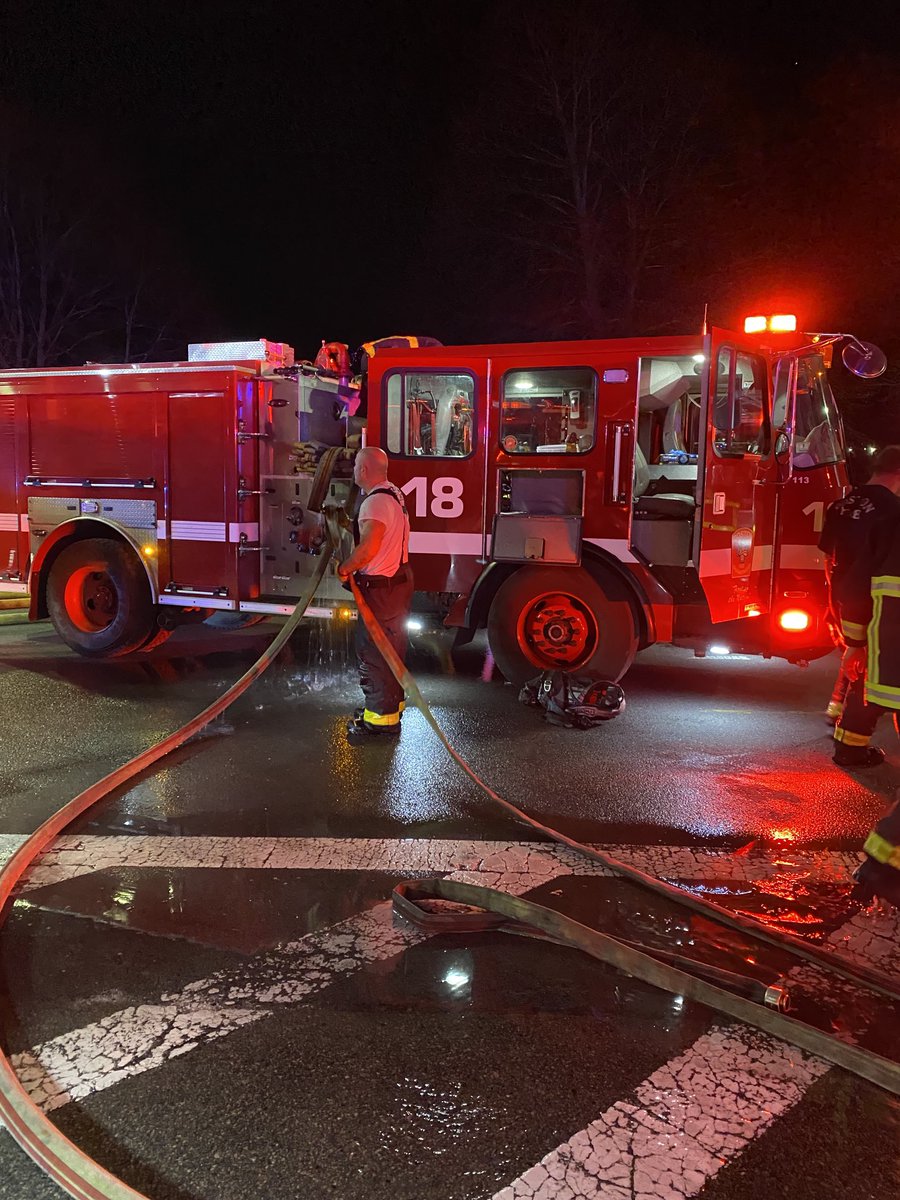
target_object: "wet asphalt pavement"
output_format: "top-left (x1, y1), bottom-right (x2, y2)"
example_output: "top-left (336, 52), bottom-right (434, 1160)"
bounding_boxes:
top-left (0, 615), bottom-right (898, 1199)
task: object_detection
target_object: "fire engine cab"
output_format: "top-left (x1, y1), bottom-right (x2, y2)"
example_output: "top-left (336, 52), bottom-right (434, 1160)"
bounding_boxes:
top-left (0, 321), bottom-right (885, 679)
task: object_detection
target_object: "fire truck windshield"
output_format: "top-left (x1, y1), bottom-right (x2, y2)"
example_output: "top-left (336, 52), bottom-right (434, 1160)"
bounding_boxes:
top-left (792, 354), bottom-right (844, 468)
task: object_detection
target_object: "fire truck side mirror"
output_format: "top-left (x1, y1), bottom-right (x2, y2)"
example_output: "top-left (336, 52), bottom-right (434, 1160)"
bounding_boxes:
top-left (774, 431), bottom-right (790, 461)
top-left (841, 339), bottom-right (887, 380)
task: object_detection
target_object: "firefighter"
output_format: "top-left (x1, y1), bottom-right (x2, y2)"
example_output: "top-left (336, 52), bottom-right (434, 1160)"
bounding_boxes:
top-left (831, 466), bottom-right (900, 767)
top-left (819, 446), bottom-right (900, 723)
top-left (852, 795), bottom-right (900, 908)
top-left (338, 447), bottom-right (413, 744)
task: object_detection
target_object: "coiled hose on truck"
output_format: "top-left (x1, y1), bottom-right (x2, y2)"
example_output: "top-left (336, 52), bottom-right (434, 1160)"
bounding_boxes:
top-left (0, 467), bottom-right (898, 1198)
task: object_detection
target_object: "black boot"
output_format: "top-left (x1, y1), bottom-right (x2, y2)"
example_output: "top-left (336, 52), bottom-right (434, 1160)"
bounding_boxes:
top-left (832, 742), bottom-right (886, 768)
top-left (346, 716), bottom-right (400, 745)
top-left (851, 857), bottom-right (900, 909)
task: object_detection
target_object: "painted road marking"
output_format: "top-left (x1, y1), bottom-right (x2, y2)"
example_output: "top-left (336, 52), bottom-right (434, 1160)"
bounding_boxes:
top-left (494, 1025), bottom-right (830, 1200)
top-left (493, 900), bottom-right (900, 1199)
top-left (0, 834), bottom-right (863, 892)
top-left (6, 868), bottom-right (543, 1119)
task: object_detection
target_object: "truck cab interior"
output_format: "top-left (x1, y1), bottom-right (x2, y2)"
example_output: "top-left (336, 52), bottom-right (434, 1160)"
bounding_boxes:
top-left (631, 356), bottom-right (703, 567)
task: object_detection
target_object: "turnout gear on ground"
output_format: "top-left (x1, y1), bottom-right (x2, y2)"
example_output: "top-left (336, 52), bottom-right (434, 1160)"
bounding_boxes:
top-left (519, 671), bottom-right (625, 728)
top-left (349, 485), bottom-right (413, 740)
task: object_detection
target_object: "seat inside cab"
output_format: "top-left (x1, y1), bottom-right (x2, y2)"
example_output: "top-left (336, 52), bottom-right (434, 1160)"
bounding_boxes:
top-left (631, 356), bottom-right (702, 565)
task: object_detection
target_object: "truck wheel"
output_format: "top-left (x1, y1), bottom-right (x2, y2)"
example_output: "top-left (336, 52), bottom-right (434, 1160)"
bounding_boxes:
top-left (487, 566), bottom-right (638, 685)
top-left (46, 538), bottom-right (156, 657)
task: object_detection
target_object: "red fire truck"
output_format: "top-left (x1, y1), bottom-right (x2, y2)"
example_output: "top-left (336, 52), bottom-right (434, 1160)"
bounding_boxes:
top-left (0, 321), bottom-right (885, 680)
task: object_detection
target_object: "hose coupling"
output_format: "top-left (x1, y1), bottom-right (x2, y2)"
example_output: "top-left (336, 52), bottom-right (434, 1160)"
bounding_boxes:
top-left (764, 984), bottom-right (791, 1012)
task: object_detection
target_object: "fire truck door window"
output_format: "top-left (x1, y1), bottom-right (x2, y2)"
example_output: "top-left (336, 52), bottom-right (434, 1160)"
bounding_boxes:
top-left (500, 368), bottom-right (596, 454)
top-left (712, 349), bottom-right (770, 457)
top-left (385, 372), bottom-right (475, 457)
top-left (636, 357), bottom-right (702, 467)
top-left (792, 354), bottom-right (844, 468)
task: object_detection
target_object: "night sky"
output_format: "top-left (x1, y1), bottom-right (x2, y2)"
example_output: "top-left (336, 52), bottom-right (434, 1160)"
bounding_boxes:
top-left (2, 0), bottom-right (900, 363)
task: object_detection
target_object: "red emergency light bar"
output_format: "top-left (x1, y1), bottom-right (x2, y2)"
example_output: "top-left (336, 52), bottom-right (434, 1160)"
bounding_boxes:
top-left (744, 314), bottom-right (798, 334)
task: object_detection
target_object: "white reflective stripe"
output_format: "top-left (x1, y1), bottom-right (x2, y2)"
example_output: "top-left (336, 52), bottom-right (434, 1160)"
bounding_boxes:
top-left (698, 548), bottom-right (732, 577)
top-left (228, 522), bottom-right (259, 542)
top-left (779, 544), bottom-right (825, 570)
top-left (156, 519), bottom-right (167, 537)
top-left (408, 531), bottom-right (486, 555)
top-left (585, 537), bottom-right (640, 563)
top-left (19, 514), bottom-right (29, 531)
top-left (157, 595), bottom-right (236, 610)
top-left (0, 513), bottom-right (18, 532)
top-left (752, 544), bottom-right (773, 571)
top-left (0, 581), bottom-right (28, 592)
top-left (170, 520), bottom-right (227, 542)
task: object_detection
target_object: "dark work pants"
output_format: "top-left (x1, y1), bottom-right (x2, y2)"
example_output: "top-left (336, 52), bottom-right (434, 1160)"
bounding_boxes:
top-left (834, 675), bottom-right (900, 747)
top-left (354, 564), bottom-right (414, 725)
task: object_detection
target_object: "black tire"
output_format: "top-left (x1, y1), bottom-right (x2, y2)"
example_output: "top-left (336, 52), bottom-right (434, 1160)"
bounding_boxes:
top-left (487, 565), bottom-right (638, 685)
top-left (46, 537), bottom-right (156, 658)
top-left (202, 612), bottom-right (268, 632)
top-left (138, 622), bottom-right (174, 652)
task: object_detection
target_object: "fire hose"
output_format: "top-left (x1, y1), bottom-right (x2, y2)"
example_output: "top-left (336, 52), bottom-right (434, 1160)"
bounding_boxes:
top-left (0, 475), bottom-right (897, 1199)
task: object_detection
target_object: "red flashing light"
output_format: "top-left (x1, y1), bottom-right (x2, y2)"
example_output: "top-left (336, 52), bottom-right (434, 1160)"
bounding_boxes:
top-left (778, 608), bottom-right (811, 633)
top-left (743, 315), bottom-right (767, 334)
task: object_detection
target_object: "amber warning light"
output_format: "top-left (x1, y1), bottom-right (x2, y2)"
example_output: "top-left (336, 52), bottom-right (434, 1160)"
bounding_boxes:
top-left (778, 608), bottom-right (811, 632)
top-left (744, 314), bottom-right (798, 334)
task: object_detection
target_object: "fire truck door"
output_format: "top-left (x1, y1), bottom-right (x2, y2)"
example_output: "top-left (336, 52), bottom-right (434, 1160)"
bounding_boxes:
top-left (380, 364), bottom-right (484, 592)
top-left (693, 332), bottom-right (779, 622)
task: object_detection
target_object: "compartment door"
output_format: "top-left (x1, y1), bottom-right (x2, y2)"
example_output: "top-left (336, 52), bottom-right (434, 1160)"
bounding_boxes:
top-left (166, 391), bottom-right (235, 596)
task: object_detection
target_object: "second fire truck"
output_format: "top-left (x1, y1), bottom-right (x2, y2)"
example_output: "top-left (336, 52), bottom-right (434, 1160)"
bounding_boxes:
top-left (0, 317), bottom-right (885, 680)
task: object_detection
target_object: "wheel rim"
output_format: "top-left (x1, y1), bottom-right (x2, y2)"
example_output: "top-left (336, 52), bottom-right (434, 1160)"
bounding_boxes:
top-left (516, 590), bottom-right (599, 669)
top-left (63, 564), bottom-right (119, 633)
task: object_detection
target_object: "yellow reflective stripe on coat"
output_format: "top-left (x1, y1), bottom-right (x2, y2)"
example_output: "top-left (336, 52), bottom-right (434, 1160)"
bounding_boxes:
top-left (871, 575), bottom-right (900, 597)
top-left (864, 679), bottom-right (900, 709)
top-left (363, 708), bottom-right (401, 726)
top-left (833, 727), bottom-right (871, 746)
top-left (863, 831), bottom-right (900, 869)
top-left (842, 619), bottom-right (868, 642)
top-left (868, 593), bottom-right (882, 686)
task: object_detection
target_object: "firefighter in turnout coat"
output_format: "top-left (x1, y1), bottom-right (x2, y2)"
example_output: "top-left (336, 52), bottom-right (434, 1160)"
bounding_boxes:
top-left (833, 495), bottom-right (900, 907)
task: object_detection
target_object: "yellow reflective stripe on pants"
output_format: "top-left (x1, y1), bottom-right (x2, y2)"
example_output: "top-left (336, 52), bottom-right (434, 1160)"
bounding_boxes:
top-left (363, 708), bottom-right (400, 726)
top-left (842, 620), bottom-right (868, 642)
top-left (863, 831), bottom-right (900, 869)
top-left (833, 727), bottom-right (871, 747)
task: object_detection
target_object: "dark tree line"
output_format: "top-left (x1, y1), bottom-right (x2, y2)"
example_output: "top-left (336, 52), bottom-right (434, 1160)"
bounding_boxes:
top-left (0, 109), bottom-right (206, 369)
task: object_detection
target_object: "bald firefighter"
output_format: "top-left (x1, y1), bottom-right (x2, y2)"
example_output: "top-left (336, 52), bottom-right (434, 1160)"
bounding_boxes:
top-left (338, 447), bottom-right (413, 744)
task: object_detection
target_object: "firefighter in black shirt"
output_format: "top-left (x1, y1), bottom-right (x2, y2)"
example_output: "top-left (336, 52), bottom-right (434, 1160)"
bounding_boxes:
top-left (818, 446), bottom-right (900, 723)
